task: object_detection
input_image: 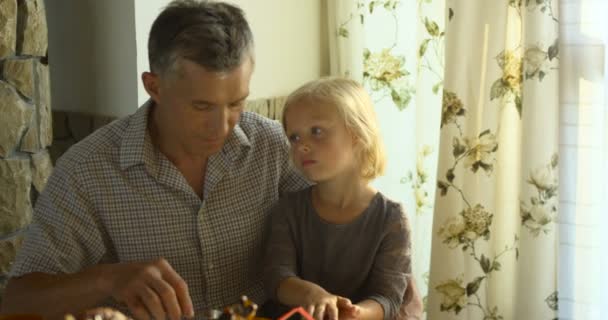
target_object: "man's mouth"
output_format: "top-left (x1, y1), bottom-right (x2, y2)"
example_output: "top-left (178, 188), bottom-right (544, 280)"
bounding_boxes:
top-left (204, 137), bottom-right (224, 144)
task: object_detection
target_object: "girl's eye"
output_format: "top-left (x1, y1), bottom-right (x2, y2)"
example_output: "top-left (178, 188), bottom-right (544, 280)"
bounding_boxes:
top-left (288, 134), bottom-right (300, 143)
top-left (311, 127), bottom-right (322, 136)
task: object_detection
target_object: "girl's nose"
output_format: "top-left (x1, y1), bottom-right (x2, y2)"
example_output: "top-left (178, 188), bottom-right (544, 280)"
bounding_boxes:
top-left (298, 143), bottom-right (311, 153)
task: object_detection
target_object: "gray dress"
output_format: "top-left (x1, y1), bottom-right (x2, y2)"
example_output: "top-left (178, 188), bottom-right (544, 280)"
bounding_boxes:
top-left (263, 187), bottom-right (412, 320)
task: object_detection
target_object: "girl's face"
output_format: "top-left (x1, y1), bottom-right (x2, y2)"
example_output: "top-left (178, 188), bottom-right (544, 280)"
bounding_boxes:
top-left (284, 100), bottom-right (359, 183)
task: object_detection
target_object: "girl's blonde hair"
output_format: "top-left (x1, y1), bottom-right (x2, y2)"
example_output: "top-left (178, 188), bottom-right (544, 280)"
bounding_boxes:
top-left (282, 77), bottom-right (386, 180)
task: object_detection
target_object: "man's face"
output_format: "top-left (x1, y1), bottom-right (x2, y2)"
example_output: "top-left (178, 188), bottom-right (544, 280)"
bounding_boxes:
top-left (149, 58), bottom-right (253, 157)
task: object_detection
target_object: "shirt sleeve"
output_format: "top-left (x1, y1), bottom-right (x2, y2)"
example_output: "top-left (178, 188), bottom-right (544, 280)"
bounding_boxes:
top-left (9, 161), bottom-right (108, 278)
top-left (364, 204), bottom-right (412, 320)
top-left (263, 198), bottom-right (299, 301)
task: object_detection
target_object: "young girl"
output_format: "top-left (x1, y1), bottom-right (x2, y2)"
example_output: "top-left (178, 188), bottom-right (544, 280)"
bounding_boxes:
top-left (264, 78), bottom-right (412, 320)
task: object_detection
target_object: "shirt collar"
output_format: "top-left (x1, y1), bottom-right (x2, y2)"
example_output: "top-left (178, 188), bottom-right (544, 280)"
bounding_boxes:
top-left (119, 100), bottom-right (153, 171)
top-left (120, 100), bottom-right (252, 171)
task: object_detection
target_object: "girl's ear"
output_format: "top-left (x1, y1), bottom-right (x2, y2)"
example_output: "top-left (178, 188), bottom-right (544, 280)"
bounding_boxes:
top-left (349, 131), bottom-right (364, 163)
top-left (349, 129), bottom-right (360, 147)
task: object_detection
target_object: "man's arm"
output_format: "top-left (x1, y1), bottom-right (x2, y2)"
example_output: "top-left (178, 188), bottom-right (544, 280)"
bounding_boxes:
top-left (2, 259), bottom-right (194, 320)
top-left (2, 160), bottom-right (194, 320)
top-left (3, 267), bottom-right (110, 319)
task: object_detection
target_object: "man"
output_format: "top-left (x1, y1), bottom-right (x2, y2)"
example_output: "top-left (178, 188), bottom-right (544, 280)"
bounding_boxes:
top-left (2, 1), bottom-right (422, 320)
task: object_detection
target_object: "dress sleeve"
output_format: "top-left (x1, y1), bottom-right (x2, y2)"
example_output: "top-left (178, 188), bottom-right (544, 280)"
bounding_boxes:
top-left (363, 204), bottom-right (412, 320)
top-left (263, 198), bottom-right (299, 301)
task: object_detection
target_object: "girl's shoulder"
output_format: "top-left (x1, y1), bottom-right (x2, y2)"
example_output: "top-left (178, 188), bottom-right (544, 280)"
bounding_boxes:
top-left (276, 186), bottom-right (312, 207)
top-left (374, 192), bottom-right (408, 218)
top-left (271, 187), bottom-right (314, 220)
top-left (374, 192), bottom-right (411, 231)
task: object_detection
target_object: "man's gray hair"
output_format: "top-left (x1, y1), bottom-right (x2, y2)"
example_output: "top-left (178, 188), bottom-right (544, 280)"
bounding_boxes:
top-left (148, 0), bottom-right (254, 75)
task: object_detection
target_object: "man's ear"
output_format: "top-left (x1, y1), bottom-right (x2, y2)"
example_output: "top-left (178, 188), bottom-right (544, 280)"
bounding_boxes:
top-left (142, 72), bottom-right (161, 103)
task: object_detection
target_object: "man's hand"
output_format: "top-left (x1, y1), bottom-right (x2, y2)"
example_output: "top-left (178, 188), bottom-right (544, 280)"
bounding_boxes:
top-left (104, 258), bottom-right (194, 320)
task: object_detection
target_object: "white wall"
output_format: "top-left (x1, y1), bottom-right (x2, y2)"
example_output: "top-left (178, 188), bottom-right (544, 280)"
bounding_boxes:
top-left (45, 0), bottom-right (139, 118)
top-left (134, 0), bottom-right (328, 106)
top-left (46, 0), bottom-right (326, 117)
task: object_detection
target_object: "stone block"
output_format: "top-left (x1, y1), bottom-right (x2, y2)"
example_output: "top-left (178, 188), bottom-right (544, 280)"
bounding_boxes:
top-left (0, 234), bottom-right (23, 276)
top-left (0, 158), bottom-right (32, 236)
top-left (3, 58), bottom-right (34, 99)
top-left (31, 149), bottom-right (51, 193)
top-left (35, 62), bottom-right (51, 147)
top-left (0, 0), bottom-right (17, 59)
top-left (0, 276), bottom-right (7, 304)
top-left (17, 0), bottom-right (47, 56)
top-left (0, 81), bottom-right (33, 157)
top-left (19, 118), bottom-right (39, 153)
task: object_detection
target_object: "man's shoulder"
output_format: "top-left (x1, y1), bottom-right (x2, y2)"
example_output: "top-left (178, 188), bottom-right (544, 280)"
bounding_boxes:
top-left (239, 111), bottom-right (285, 141)
top-left (55, 115), bottom-right (130, 172)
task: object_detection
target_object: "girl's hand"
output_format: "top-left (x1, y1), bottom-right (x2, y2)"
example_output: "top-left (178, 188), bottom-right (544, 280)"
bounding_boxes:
top-left (337, 297), bottom-right (361, 320)
top-left (304, 290), bottom-right (341, 320)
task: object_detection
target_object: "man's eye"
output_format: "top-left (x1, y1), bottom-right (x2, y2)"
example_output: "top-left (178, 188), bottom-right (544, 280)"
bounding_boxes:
top-left (288, 134), bottom-right (300, 143)
top-left (230, 101), bottom-right (245, 109)
top-left (311, 127), bottom-right (322, 136)
top-left (193, 104), bottom-right (212, 111)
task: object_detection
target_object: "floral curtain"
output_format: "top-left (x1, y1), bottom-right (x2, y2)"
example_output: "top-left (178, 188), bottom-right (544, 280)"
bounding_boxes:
top-left (428, 1), bottom-right (560, 319)
top-left (327, 0), bottom-right (445, 317)
top-left (328, 0), bottom-right (560, 319)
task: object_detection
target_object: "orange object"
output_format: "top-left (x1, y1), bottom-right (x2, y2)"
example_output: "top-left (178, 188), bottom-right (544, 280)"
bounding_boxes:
top-left (276, 307), bottom-right (313, 320)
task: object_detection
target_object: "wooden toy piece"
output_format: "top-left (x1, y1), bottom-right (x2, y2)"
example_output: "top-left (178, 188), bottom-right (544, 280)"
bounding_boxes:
top-left (222, 295), bottom-right (258, 320)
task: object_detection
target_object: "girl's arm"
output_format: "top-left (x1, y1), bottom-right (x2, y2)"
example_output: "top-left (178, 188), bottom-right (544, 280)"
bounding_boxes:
top-left (277, 277), bottom-right (358, 320)
top-left (362, 206), bottom-right (413, 320)
top-left (352, 299), bottom-right (384, 320)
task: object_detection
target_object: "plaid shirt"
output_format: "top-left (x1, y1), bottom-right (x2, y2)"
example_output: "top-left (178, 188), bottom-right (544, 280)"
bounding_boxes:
top-left (10, 101), bottom-right (308, 310)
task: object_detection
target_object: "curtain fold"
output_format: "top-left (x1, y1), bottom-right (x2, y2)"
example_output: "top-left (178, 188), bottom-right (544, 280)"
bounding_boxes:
top-left (428, 1), bottom-right (559, 319)
top-left (326, 1), bottom-right (561, 319)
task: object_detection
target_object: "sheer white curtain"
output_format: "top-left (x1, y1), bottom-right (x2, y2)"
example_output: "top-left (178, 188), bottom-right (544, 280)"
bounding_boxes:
top-left (558, 0), bottom-right (608, 318)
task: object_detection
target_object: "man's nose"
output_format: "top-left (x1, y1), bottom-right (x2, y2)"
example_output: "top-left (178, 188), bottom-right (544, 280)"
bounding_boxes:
top-left (210, 107), bottom-right (231, 137)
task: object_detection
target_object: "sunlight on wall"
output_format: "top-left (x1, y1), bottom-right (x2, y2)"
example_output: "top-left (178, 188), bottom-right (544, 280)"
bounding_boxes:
top-left (134, 0), bottom-right (328, 106)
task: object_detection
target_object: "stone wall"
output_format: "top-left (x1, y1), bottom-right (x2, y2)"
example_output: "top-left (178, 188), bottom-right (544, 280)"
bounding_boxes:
top-left (0, 0), bottom-right (52, 299)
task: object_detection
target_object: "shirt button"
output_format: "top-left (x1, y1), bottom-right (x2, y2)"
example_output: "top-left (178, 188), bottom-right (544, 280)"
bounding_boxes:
top-left (208, 263), bottom-right (214, 270)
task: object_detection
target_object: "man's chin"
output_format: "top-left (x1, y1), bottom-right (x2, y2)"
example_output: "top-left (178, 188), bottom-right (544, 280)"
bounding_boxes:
top-left (199, 141), bottom-right (225, 154)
